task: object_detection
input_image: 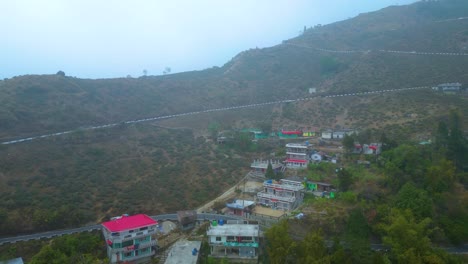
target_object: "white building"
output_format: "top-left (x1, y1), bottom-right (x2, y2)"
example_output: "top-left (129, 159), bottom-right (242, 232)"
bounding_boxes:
top-left (321, 130), bottom-right (333, 139)
top-left (207, 221), bottom-right (260, 259)
top-left (285, 143), bottom-right (309, 169)
top-left (257, 179), bottom-right (304, 211)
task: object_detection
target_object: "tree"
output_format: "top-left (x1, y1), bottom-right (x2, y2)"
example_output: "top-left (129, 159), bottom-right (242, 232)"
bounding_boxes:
top-left (380, 132), bottom-right (397, 152)
top-left (381, 209), bottom-right (434, 263)
top-left (56, 70), bottom-right (65, 76)
top-left (424, 159), bottom-right (455, 194)
top-left (394, 182), bottom-right (433, 220)
top-left (265, 161), bottom-right (276, 180)
top-left (265, 221), bottom-right (297, 264)
top-left (296, 231), bottom-right (330, 263)
top-left (342, 134), bottom-right (355, 154)
top-left (163, 67), bottom-right (171, 74)
top-left (142, 69), bottom-right (148, 76)
top-left (337, 168), bottom-right (353, 191)
top-left (447, 110), bottom-right (468, 170)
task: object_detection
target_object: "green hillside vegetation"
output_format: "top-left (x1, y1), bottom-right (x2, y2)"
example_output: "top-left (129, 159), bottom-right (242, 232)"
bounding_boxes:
top-left (0, 124), bottom-right (271, 235)
top-left (263, 111), bottom-right (468, 264)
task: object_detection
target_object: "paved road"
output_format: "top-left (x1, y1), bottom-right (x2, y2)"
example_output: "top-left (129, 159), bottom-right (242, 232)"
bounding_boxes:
top-left (0, 213), bottom-right (243, 246)
top-left (1, 85), bottom-right (433, 146)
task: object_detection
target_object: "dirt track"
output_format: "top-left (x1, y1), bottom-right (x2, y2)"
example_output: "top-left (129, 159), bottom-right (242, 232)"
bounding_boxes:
top-left (196, 178), bottom-right (263, 213)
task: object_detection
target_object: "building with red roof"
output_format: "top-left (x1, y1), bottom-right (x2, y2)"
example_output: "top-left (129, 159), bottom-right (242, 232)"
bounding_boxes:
top-left (101, 214), bottom-right (159, 263)
top-left (257, 179), bottom-right (304, 211)
top-left (285, 143), bottom-right (310, 169)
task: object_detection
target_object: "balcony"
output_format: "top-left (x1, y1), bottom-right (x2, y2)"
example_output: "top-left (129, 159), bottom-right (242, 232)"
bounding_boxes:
top-left (122, 240), bottom-right (157, 253)
top-left (106, 228), bottom-right (156, 243)
top-left (263, 182), bottom-right (303, 191)
top-left (257, 192), bottom-right (296, 202)
top-left (121, 249), bottom-right (155, 262)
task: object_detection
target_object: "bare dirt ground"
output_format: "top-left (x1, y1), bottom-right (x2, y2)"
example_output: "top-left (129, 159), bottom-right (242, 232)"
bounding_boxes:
top-left (196, 179), bottom-right (263, 213)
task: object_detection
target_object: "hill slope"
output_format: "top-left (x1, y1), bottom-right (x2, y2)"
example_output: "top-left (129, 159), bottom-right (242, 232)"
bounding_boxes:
top-left (1, 0), bottom-right (468, 235)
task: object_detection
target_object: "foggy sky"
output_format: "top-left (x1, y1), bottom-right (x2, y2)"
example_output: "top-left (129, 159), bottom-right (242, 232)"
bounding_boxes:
top-left (1, 0), bottom-right (417, 79)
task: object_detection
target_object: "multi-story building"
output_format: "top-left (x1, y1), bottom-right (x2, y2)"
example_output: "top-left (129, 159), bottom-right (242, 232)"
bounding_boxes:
top-left (257, 179), bottom-right (304, 211)
top-left (285, 143), bottom-right (309, 169)
top-left (207, 221), bottom-right (260, 259)
top-left (102, 214), bottom-right (159, 264)
top-left (250, 159), bottom-right (283, 177)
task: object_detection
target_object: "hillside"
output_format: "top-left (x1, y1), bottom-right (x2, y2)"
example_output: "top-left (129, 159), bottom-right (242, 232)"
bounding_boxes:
top-left (1, 0), bottom-right (468, 236)
top-left (1, 1), bottom-right (468, 140)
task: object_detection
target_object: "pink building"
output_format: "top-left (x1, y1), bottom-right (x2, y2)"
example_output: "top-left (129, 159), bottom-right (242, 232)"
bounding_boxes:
top-left (102, 214), bottom-right (159, 263)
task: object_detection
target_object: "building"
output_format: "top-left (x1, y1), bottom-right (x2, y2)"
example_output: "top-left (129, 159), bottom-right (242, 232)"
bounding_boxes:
top-left (285, 143), bottom-right (309, 169)
top-left (250, 159), bottom-right (283, 176)
top-left (321, 129), bottom-right (333, 139)
top-left (304, 181), bottom-right (336, 198)
top-left (363, 143), bottom-right (382, 155)
top-left (257, 179), bottom-right (304, 211)
top-left (0, 258), bottom-right (24, 264)
top-left (164, 239), bottom-right (201, 264)
top-left (102, 214), bottom-right (159, 264)
top-left (433, 82), bottom-right (462, 92)
top-left (332, 131), bottom-right (346, 139)
top-left (226, 199), bottom-right (255, 217)
top-left (207, 221), bottom-right (260, 260)
top-left (177, 210), bottom-right (197, 231)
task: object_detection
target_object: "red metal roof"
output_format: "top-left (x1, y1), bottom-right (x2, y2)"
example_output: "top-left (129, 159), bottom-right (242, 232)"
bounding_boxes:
top-left (102, 214), bottom-right (158, 232)
top-left (285, 159), bottom-right (307, 163)
top-left (281, 129), bottom-right (303, 135)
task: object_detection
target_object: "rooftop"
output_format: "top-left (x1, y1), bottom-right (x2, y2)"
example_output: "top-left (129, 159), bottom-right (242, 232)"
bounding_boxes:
top-left (226, 200), bottom-right (255, 209)
top-left (164, 239), bottom-right (201, 264)
top-left (207, 223), bottom-right (260, 237)
top-left (102, 214), bottom-right (158, 232)
top-left (285, 143), bottom-right (308, 148)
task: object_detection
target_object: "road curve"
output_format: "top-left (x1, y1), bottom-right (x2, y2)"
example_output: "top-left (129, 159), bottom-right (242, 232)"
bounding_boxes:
top-left (0, 213), bottom-right (243, 246)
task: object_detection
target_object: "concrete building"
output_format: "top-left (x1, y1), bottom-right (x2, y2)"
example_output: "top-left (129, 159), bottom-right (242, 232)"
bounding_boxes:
top-left (164, 239), bottom-right (201, 264)
top-left (285, 143), bottom-right (309, 169)
top-left (257, 179), bottom-right (304, 211)
top-left (102, 214), bottom-right (159, 264)
top-left (207, 221), bottom-right (260, 260)
top-left (226, 199), bottom-right (255, 217)
top-left (250, 159), bottom-right (283, 176)
top-left (321, 129), bottom-right (333, 139)
top-left (433, 82), bottom-right (462, 92)
top-left (177, 210), bottom-right (197, 231)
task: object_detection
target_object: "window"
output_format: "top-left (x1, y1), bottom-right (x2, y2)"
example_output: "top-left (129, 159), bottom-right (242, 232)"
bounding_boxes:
top-left (129, 229), bottom-right (134, 233)
top-left (136, 232), bottom-right (143, 236)
top-left (227, 236), bottom-right (235, 241)
top-left (140, 226), bottom-right (148, 231)
top-left (113, 242), bottom-right (122, 249)
top-left (122, 240), bottom-right (133, 247)
top-left (124, 252), bottom-right (133, 258)
top-left (241, 236), bottom-right (253, 242)
top-left (216, 237), bottom-right (222, 242)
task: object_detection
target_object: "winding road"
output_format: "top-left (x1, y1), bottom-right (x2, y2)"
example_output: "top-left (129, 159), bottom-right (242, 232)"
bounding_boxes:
top-left (0, 213), bottom-right (242, 246)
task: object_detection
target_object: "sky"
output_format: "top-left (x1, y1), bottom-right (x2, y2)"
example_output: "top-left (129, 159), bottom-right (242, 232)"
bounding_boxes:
top-left (1, 0), bottom-right (418, 79)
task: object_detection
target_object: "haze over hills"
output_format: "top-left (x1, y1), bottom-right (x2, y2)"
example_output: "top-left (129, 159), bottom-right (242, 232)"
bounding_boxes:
top-left (0, 0), bottom-right (467, 238)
